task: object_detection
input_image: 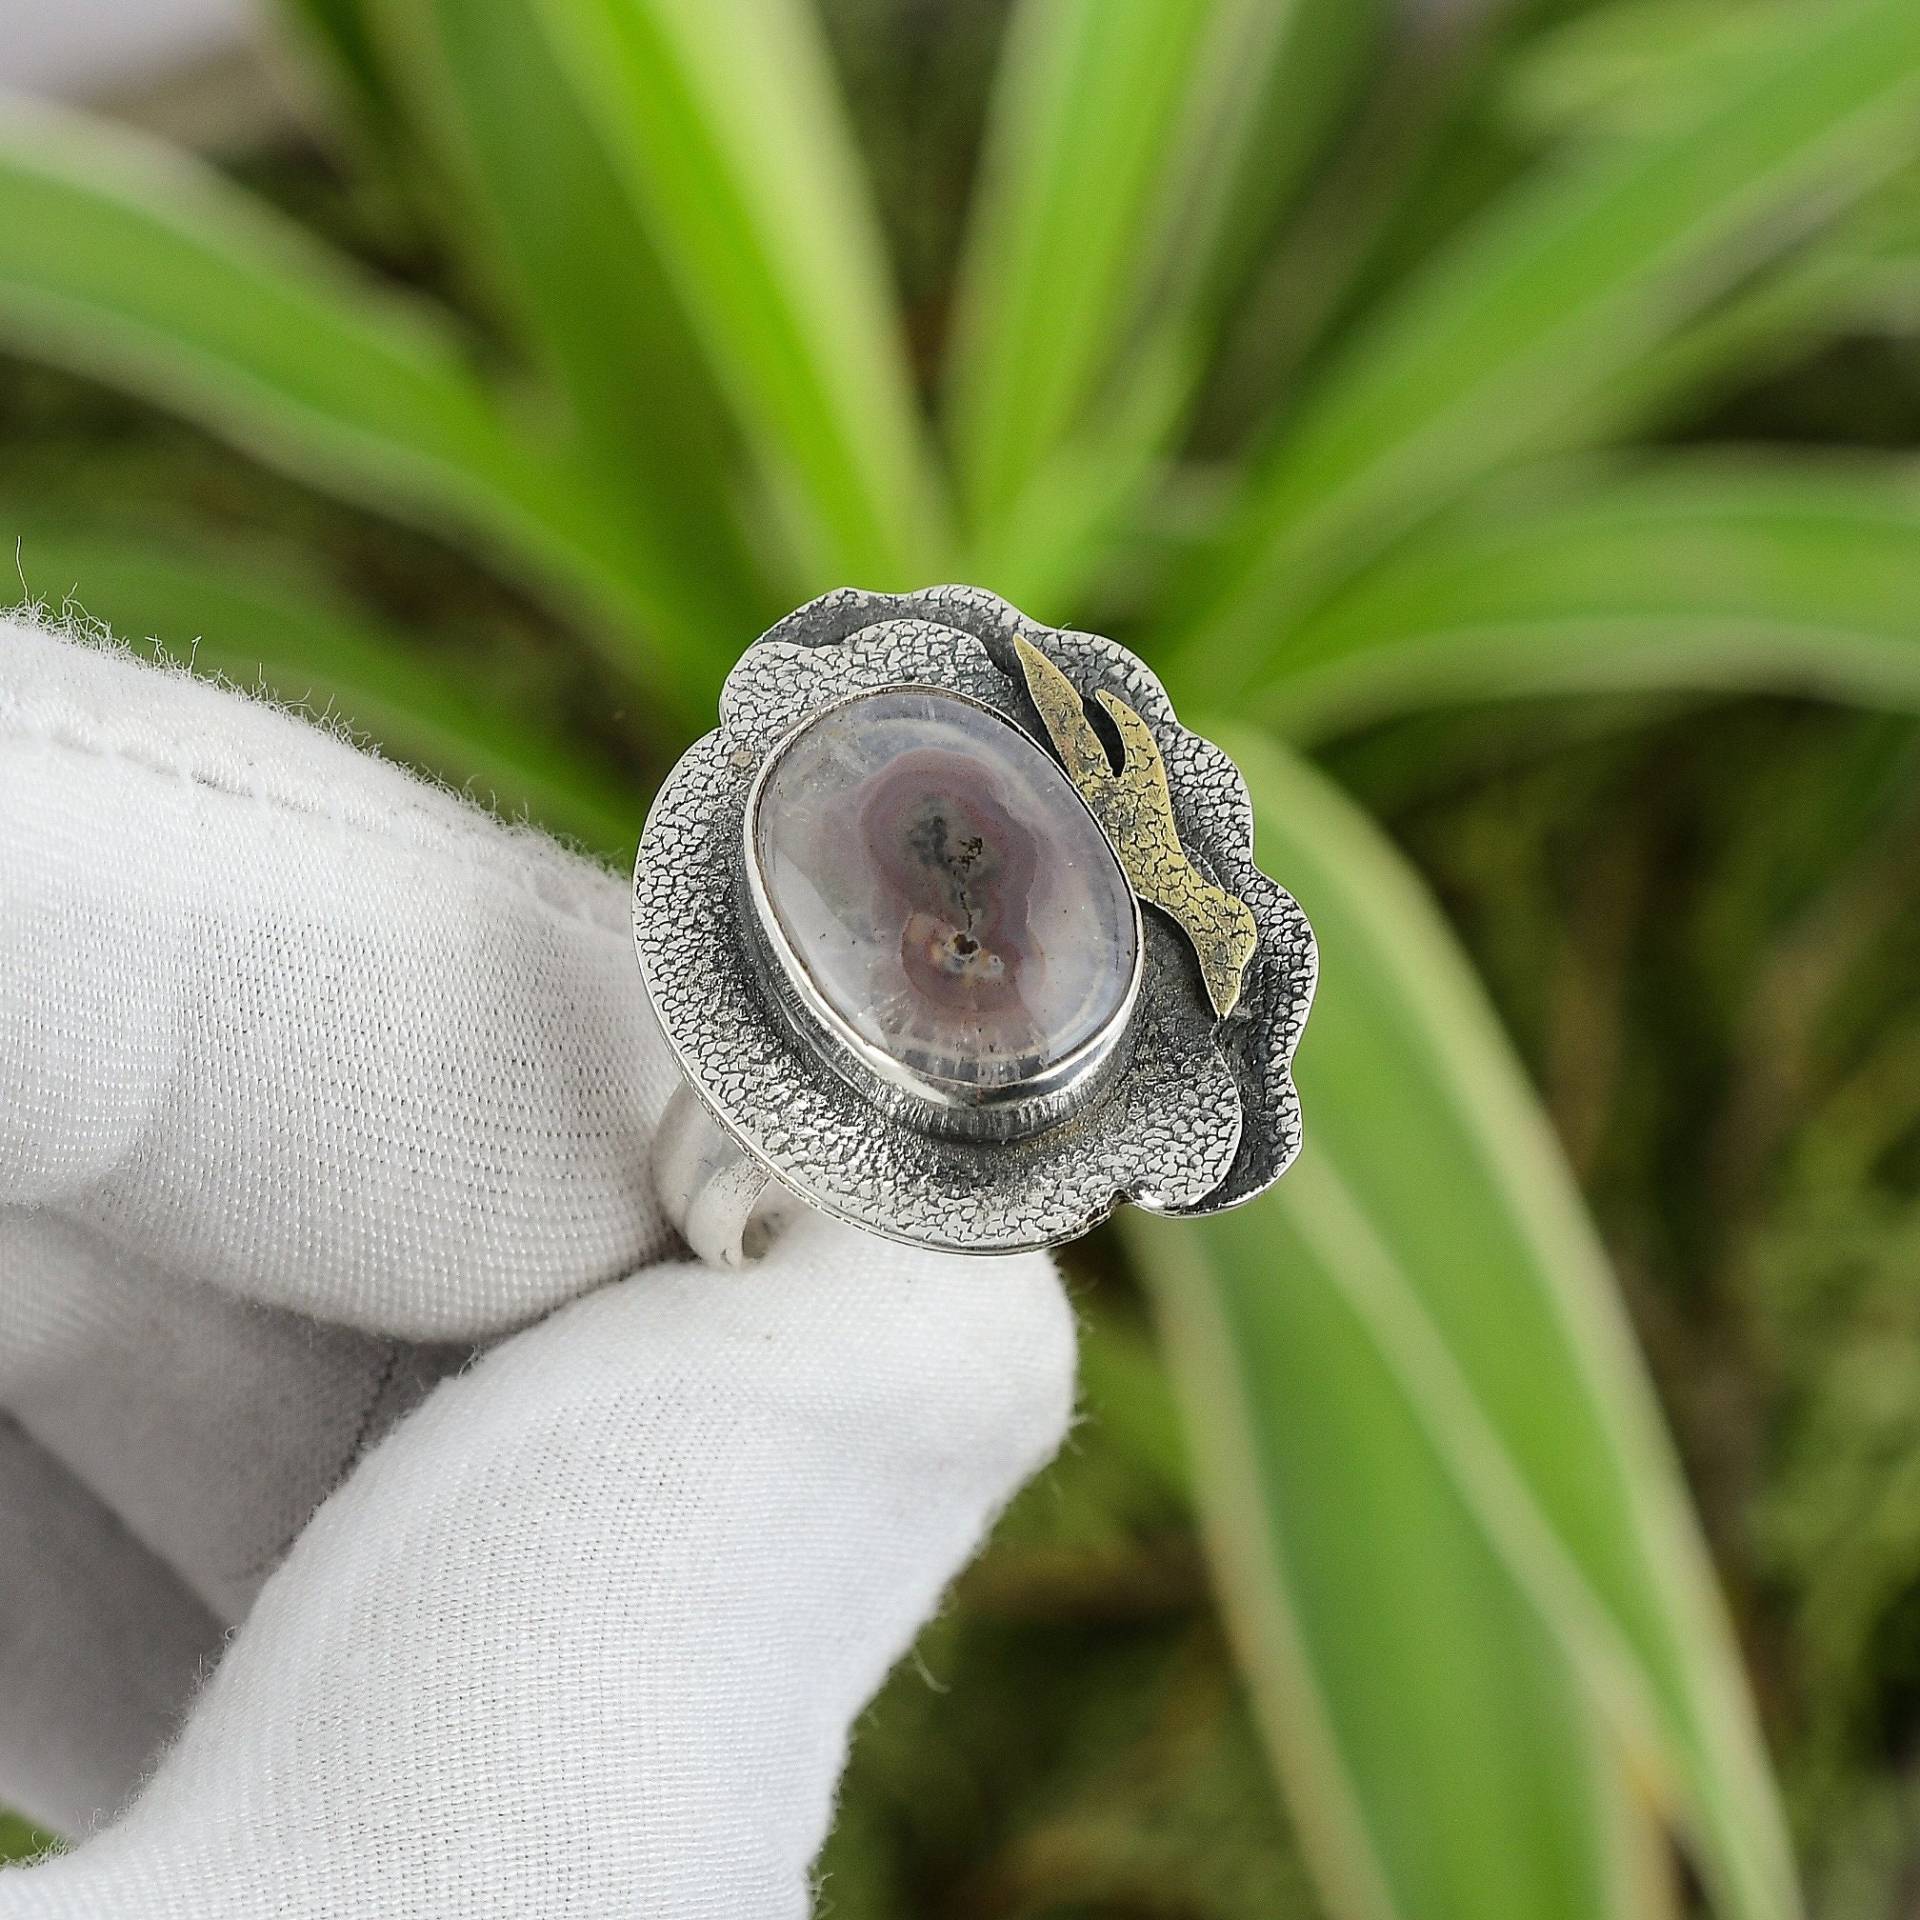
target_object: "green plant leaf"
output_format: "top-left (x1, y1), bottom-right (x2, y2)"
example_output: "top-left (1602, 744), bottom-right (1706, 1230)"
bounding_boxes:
top-left (1192, 4), bottom-right (1516, 470)
top-left (1496, 2), bottom-right (1920, 434)
top-left (946, 0), bottom-right (1251, 530)
top-left (1136, 1193), bottom-right (1647, 1920)
top-left (268, 0), bottom-right (396, 132)
top-left (1127, 734), bottom-right (1797, 1920)
top-left (1499, 0), bottom-right (1802, 145)
top-left (532, 0), bottom-right (948, 589)
top-left (1566, 181), bottom-right (1920, 444)
top-left (1498, 3), bottom-right (1920, 406)
top-left (1173, 0), bottom-right (1920, 684)
top-left (7, 529), bottom-right (632, 857)
top-left (947, 0), bottom-right (1379, 598)
top-left (0, 105), bottom-right (511, 517)
top-left (0, 104), bottom-right (736, 727)
top-left (372, 0), bottom-right (774, 626)
top-left (1074, 1292), bottom-right (1194, 1507)
top-left (1255, 457), bottom-right (1920, 736)
top-left (0, 1813), bottom-right (52, 1866)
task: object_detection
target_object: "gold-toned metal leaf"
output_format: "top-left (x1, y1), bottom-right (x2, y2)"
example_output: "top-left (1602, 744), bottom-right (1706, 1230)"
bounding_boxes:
top-left (1015, 635), bottom-right (1257, 1016)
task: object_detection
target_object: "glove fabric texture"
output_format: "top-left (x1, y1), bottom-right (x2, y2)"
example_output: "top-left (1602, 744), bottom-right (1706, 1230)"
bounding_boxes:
top-left (0, 615), bottom-right (1076, 1917)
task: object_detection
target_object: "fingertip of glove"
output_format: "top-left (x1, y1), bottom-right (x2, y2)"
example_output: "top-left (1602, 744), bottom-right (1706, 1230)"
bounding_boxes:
top-left (646, 1212), bottom-right (1078, 1478)
top-left (471, 1213), bottom-right (1078, 1496)
top-left (0, 621), bottom-right (686, 1336)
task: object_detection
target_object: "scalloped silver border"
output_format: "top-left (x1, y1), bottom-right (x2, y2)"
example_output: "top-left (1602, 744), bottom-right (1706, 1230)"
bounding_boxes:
top-left (633, 586), bottom-right (1316, 1252)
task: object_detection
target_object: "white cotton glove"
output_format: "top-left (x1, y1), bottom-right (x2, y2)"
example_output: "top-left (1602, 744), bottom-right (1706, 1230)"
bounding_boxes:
top-left (0, 617), bottom-right (1076, 1918)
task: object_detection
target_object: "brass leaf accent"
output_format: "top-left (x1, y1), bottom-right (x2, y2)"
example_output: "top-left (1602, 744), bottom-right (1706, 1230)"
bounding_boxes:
top-left (1014, 636), bottom-right (1257, 1018)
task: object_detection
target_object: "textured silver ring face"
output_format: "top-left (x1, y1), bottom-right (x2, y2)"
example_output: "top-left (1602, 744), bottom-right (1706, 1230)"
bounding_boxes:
top-left (633, 585), bottom-right (1317, 1256)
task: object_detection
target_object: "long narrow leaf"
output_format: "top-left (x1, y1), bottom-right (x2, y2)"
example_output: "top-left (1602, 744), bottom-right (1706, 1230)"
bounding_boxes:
top-left (1567, 185), bottom-right (1920, 445)
top-left (533, 0), bottom-right (947, 589)
top-left (0, 106), bottom-right (736, 727)
top-left (1128, 735), bottom-right (1797, 1920)
top-left (373, 0), bottom-right (773, 624)
top-left (1257, 458), bottom-right (1920, 736)
top-left (268, 0), bottom-right (397, 134)
top-left (948, 0), bottom-right (1378, 594)
top-left (1173, 0), bottom-right (1920, 682)
top-left (946, 0), bottom-right (1252, 532)
top-left (1498, 2), bottom-right (1920, 434)
top-left (1137, 1189), bottom-right (1647, 1920)
top-left (7, 529), bottom-right (632, 856)
top-left (0, 107), bottom-right (512, 524)
top-left (1499, 0), bottom-right (1802, 145)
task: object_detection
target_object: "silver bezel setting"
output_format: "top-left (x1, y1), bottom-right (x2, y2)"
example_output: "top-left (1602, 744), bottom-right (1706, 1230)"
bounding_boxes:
top-left (633, 585), bottom-right (1317, 1255)
top-left (740, 679), bottom-right (1146, 1143)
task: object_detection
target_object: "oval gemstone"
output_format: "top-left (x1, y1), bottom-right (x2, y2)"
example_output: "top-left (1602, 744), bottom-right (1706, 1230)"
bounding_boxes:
top-left (749, 686), bottom-right (1139, 1106)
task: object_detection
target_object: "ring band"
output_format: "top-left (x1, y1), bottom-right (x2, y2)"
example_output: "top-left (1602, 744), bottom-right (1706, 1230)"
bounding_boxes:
top-left (654, 1082), bottom-right (787, 1269)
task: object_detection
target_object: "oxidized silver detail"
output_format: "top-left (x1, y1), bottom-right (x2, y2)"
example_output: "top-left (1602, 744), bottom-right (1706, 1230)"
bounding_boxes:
top-left (634, 585), bottom-right (1317, 1256)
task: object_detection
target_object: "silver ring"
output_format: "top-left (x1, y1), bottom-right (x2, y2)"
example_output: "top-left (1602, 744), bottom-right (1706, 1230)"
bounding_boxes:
top-left (634, 586), bottom-right (1316, 1265)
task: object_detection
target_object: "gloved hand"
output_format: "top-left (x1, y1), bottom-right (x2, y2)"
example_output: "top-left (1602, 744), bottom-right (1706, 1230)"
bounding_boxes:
top-left (0, 616), bottom-right (1075, 1918)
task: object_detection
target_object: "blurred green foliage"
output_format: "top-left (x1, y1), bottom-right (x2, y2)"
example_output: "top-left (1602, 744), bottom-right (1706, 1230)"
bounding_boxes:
top-left (3, 1), bottom-right (1920, 1915)
top-left (0, 1813), bottom-right (51, 1866)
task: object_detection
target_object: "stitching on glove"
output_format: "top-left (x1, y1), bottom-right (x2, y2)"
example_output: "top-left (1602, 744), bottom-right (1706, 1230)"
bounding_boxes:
top-left (2, 616), bottom-right (629, 937)
top-left (0, 719), bottom-right (630, 945)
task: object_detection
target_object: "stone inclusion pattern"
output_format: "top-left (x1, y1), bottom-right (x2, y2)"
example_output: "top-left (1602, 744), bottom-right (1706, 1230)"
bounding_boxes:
top-left (752, 688), bottom-right (1138, 1098)
top-left (634, 585), bottom-right (1317, 1252)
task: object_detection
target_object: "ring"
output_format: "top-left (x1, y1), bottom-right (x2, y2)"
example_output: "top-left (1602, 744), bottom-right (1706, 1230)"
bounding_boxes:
top-left (633, 586), bottom-right (1316, 1266)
